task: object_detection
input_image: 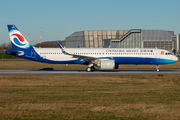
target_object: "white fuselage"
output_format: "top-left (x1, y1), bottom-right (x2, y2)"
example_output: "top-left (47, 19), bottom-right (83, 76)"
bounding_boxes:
top-left (33, 47), bottom-right (178, 65)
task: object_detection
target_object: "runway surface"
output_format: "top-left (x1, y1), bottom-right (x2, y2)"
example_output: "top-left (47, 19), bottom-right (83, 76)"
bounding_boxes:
top-left (0, 69), bottom-right (180, 75)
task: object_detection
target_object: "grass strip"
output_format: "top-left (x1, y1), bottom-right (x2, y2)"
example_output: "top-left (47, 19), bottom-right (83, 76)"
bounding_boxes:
top-left (0, 75), bottom-right (180, 119)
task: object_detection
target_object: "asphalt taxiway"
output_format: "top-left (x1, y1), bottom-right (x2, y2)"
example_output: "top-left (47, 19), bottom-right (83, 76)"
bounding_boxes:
top-left (0, 69), bottom-right (180, 75)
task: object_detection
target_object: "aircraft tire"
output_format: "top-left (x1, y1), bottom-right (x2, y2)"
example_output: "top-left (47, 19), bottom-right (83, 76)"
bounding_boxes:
top-left (86, 67), bottom-right (92, 72)
top-left (91, 67), bottom-right (95, 71)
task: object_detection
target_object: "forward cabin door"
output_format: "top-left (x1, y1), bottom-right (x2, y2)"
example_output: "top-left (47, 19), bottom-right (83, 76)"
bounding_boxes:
top-left (156, 49), bottom-right (160, 59)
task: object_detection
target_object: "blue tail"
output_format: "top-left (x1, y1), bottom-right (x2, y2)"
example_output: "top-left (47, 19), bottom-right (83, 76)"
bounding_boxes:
top-left (7, 25), bottom-right (33, 50)
top-left (6, 25), bottom-right (34, 57)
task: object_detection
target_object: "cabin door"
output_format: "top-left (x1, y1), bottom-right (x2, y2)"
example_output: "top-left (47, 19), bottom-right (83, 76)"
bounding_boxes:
top-left (156, 49), bottom-right (160, 58)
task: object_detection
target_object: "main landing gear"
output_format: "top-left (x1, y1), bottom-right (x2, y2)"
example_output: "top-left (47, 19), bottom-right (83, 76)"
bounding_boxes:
top-left (156, 65), bottom-right (160, 72)
top-left (86, 66), bottom-right (95, 72)
top-left (86, 63), bottom-right (95, 72)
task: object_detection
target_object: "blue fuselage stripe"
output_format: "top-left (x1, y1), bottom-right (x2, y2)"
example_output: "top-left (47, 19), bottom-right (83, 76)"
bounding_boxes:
top-left (113, 57), bottom-right (176, 64)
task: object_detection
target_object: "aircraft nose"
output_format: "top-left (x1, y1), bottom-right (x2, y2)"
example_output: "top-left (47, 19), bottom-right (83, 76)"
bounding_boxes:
top-left (173, 56), bottom-right (178, 62)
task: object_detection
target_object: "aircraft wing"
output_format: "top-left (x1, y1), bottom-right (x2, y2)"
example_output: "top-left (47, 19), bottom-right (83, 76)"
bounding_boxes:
top-left (70, 54), bottom-right (98, 62)
top-left (58, 44), bottom-right (99, 62)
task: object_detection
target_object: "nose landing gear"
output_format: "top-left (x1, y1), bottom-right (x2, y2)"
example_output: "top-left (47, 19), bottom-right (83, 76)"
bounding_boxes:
top-left (156, 65), bottom-right (159, 72)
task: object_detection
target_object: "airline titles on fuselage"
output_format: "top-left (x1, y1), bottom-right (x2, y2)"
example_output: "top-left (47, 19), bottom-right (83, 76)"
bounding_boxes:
top-left (106, 50), bottom-right (154, 53)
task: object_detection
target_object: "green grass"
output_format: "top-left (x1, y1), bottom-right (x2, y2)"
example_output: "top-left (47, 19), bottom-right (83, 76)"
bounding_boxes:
top-left (0, 53), bottom-right (19, 59)
top-left (0, 75), bottom-right (180, 120)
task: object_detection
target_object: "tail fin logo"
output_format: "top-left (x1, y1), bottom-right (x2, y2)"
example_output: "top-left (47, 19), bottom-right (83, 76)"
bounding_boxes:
top-left (11, 34), bottom-right (24, 42)
top-left (11, 34), bottom-right (26, 46)
top-left (11, 33), bottom-right (31, 49)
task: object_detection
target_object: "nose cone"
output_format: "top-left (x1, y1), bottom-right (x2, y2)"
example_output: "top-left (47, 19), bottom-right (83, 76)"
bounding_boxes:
top-left (172, 56), bottom-right (178, 62)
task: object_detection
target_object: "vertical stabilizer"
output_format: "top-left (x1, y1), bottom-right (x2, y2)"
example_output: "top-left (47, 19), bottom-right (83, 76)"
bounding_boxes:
top-left (7, 25), bottom-right (33, 50)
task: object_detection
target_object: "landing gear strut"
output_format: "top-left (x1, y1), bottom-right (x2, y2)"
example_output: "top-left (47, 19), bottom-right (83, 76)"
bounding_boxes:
top-left (86, 63), bottom-right (95, 72)
top-left (156, 65), bottom-right (159, 72)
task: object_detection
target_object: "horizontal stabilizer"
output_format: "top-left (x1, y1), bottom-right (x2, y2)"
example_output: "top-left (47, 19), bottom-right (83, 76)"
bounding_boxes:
top-left (5, 49), bottom-right (24, 55)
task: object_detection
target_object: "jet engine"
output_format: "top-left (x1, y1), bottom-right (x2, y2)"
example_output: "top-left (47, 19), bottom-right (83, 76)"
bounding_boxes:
top-left (96, 60), bottom-right (118, 69)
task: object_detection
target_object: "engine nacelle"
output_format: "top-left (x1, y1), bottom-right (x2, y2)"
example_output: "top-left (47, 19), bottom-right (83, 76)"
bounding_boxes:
top-left (99, 60), bottom-right (116, 69)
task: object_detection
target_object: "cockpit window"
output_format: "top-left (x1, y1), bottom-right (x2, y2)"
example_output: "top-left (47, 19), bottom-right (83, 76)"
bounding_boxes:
top-left (165, 52), bottom-right (172, 55)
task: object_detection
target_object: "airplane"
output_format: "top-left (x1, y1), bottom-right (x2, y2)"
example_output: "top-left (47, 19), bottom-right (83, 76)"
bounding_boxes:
top-left (5, 25), bottom-right (178, 72)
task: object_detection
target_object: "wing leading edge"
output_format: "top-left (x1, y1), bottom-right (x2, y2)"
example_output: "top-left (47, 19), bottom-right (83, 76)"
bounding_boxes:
top-left (58, 44), bottom-right (100, 62)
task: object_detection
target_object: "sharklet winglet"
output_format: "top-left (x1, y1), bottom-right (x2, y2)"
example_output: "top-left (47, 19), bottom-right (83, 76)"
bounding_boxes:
top-left (58, 44), bottom-right (66, 54)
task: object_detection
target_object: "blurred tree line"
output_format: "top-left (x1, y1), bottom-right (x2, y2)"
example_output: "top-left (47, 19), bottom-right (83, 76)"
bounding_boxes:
top-left (34, 43), bottom-right (60, 48)
top-left (0, 42), bottom-right (12, 53)
top-left (0, 41), bottom-right (65, 53)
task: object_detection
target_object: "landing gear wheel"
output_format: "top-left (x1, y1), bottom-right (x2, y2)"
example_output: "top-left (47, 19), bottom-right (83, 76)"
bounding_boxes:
top-left (91, 67), bottom-right (95, 71)
top-left (86, 67), bottom-right (95, 72)
top-left (156, 65), bottom-right (160, 72)
top-left (86, 67), bottom-right (92, 72)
